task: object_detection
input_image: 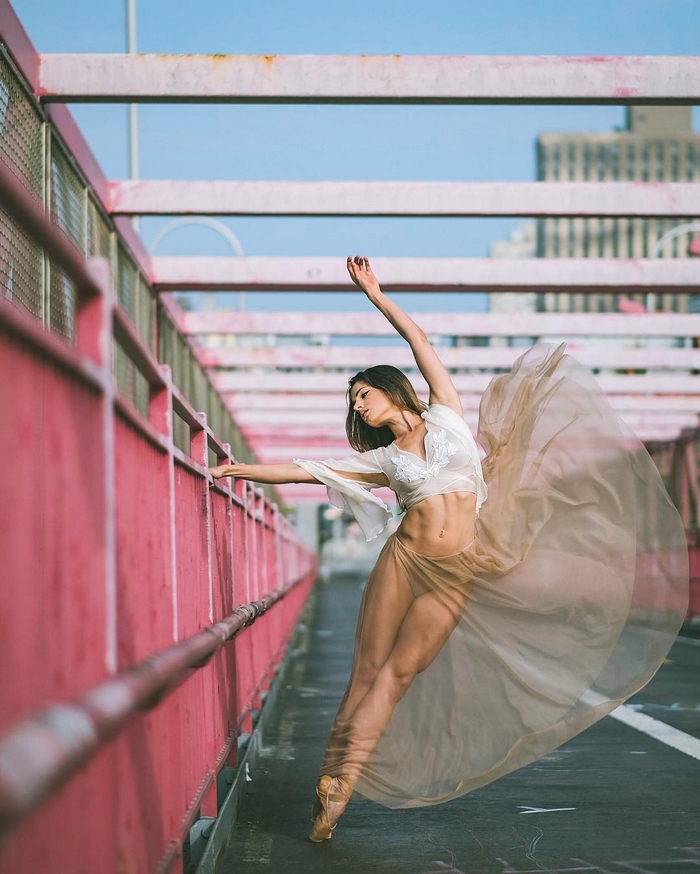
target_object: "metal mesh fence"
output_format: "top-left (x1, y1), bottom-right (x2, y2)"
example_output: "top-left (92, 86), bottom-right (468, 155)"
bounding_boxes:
top-left (158, 309), bottom-right (185, 391)
top-left (48, 264), bottom-right (76, 341)
top-left (46, 140), bottom-right (86, 343)
top-left (0, 37), bottom-right (265, 480)
top-left (114, 338), bottom-right (150, 419)
top-left (117, 244), bottom-right (138, 323)
top-left (172, 411), bottom-right (191, 455)
top-left (0, 206), bottom-right (43, 318)
top-left (137, 273), bottom-right (156, 351)
top-left (0, 51), bottom-right (44, 201)
top-left (157, 304), bottom-right (258, 465)
top-left (87, 196), bottom-right (112, 260)
top-left (50, 139), bottom-right (85, 248)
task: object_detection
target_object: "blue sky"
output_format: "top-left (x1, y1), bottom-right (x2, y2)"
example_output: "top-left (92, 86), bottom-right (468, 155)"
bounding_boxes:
top-left (12, 0), bottom-right (700, 312)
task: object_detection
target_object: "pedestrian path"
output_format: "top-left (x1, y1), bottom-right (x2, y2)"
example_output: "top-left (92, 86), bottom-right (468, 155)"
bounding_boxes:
top-left (219, 573), bottom-right (700, 874)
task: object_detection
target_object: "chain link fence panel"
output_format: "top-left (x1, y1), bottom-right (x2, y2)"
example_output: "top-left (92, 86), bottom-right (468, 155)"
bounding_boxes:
top-left (0, 206), bottom-right (43, 318)
top-left (0, 51), bottom-right (43, 201)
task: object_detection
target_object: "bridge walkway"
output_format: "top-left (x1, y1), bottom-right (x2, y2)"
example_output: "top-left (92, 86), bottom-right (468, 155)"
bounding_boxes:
top-left (220, 571), bottom-right (700, 874)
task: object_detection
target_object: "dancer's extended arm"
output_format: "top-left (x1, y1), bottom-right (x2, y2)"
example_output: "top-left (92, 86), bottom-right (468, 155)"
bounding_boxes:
top-left (209, 462), bottom-right (317, 484)
top-left (346, 256), bottom-right (462, 415)
top-left (209, 461), bottom-right (387, 487)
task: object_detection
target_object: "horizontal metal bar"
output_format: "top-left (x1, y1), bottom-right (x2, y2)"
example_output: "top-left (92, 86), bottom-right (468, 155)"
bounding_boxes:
top-left (238, 411), bottom-right (700, 435)
top-left (181, 308), bottom-right (700, 336)
top-left (0, 294), bottom-right (108, 395)
top-left (172, 444), bottom-right (210, 479)
top-left (228, 393), bottom-right (700, 414)
top-left (206, 427), bottom-right (233, 464)
top-left (112, 305), bottom-right (167, 390)
top-left (157, 255), bottom-right (700, 293)
top-left (170, 380), bottom-right (205, 430)
top-left (119, 181), bottom-right (700, 219)
top-left (38, 54), bottom-right (700, 104)
top-left (0, 569), bottom-right (312, 836)
top-left (201, 345), bottom-right (700, 370)
top-left (114, 393), bottom-right (170, 454)
top-left (256, 430), bottom-right (685, 457)
top-left (216, 371), bottom-right (700, 394)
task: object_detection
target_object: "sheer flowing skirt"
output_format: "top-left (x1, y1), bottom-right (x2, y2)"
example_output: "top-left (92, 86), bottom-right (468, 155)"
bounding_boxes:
top-left (320, 343), bottom-right (689, 809)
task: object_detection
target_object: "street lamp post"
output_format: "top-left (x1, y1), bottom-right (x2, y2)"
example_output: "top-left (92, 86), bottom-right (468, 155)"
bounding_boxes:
top-left (126, 0), bottom-right (138, 232)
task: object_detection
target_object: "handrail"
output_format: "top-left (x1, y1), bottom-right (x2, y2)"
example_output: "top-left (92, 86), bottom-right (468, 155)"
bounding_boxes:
top-left (0, 570), bottom-right (311, 837)
top-left (0, 43), bottom-right (315, 873)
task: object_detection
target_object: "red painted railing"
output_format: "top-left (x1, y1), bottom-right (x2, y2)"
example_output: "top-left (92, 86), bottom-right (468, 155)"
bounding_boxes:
top-left (0, 154), bottom-right (316, 873)
top-left (648, 436), bottom-right (700, 619)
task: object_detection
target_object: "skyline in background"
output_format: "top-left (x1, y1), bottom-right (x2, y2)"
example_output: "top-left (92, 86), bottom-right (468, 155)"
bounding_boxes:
top-left (11, 0), bottom-right (700, 312)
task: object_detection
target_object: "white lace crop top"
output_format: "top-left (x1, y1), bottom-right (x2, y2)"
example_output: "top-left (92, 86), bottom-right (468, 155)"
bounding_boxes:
top-left (293, 404), bottom-right (488, 541)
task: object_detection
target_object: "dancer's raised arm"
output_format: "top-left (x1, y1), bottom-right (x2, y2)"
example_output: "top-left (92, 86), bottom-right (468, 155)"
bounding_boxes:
top-left (347, 256), bottom-right (462, 415)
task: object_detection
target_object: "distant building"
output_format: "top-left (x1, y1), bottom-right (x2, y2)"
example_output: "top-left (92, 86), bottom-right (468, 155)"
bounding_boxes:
top-left (487, 221), bottom-right (537, 345)
top-left (535, 106), bottom-right (700, 314)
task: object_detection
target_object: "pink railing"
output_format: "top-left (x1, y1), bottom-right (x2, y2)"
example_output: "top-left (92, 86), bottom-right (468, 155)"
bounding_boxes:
top-left (647, 436), bottom-right (700, 619)
top-left (0, 153), bottom-right (316, 873)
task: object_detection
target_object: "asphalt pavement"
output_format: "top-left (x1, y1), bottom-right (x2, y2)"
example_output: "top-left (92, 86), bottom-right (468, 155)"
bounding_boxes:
top-left (218, 572), bottom-right (700, 874)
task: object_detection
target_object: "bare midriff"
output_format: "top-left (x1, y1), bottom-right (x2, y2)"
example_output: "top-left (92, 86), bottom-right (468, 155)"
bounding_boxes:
top-left (396, 491), bottom-right (477, 557)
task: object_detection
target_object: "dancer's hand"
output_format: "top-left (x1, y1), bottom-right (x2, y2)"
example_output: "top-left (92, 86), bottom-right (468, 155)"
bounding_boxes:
top-left (209, 464), bottom-right (234, 480)
top-left (347, 256), bottom-right (381, 297)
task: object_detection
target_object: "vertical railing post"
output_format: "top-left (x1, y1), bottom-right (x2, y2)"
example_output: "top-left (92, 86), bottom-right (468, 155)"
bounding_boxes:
top-left (272, 504), bottom-right (283, 592)
top-left (154, 363), bottom-right (178, 642)
top-left (248, 484), bottom-right (259, 602)
top-left (193, 412), bottom-right (214, 622)
top-left (256, 488), bottom-right (267, 600)
top-left (233, 474), bottom-right (248, 605)
top-left (684, 439), bottom-right (699, 531)
top-left (221, 441), bottom-right (235, 615)
top-left (676, 438), bottom-right (691, 532)
top-left (79, 257), bottom-right (116, 673)
top-left (185, 417), bottom-right (220, 819)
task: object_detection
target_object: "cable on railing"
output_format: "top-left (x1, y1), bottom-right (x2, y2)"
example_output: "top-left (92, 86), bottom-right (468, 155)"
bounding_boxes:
top-left (0, 570), bottom-right (311, 837)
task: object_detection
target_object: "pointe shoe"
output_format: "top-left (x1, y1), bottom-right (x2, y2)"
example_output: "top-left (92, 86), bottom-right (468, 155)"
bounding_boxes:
top-left (309, 775), bottom-right (352, 842)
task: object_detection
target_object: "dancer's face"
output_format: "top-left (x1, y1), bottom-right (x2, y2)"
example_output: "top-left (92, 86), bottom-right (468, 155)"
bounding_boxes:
top-left (350, 381), bottom-right (394, 428)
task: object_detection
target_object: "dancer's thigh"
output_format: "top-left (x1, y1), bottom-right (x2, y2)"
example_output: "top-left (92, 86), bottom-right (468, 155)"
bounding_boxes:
top-left (386, 586), bottom-right (468, 680)
top-left (351, 542), bottom-right (414, 683)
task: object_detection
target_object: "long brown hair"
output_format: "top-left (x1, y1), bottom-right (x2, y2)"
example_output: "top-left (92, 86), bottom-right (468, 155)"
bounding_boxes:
top-left (346, 365), bottom-right (427, 452)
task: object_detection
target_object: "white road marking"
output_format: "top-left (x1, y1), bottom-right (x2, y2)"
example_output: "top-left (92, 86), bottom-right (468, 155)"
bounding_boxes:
top-left (517, 805), bottom-right (576, 814)
top-left (609, 703), bottom-right (700, 762)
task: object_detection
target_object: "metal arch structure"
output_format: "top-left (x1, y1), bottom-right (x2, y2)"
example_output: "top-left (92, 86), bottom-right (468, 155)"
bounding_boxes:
top-left (2, 3), bottom-right (700, 869)
top-left (148, 216), bottom-right (247, 310)
top-left (651, 222), bottom-right (700, 259)
top-left (148, 216), bottom-right (246, 258)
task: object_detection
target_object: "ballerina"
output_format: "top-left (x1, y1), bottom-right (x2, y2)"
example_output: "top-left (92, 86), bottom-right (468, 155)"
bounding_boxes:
top-left (210, 256), bottom-right (688, 843)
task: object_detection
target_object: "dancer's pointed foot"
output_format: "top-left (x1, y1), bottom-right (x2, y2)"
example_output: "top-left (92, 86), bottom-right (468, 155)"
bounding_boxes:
top-left (309, 775), bottom-right (352, 842)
